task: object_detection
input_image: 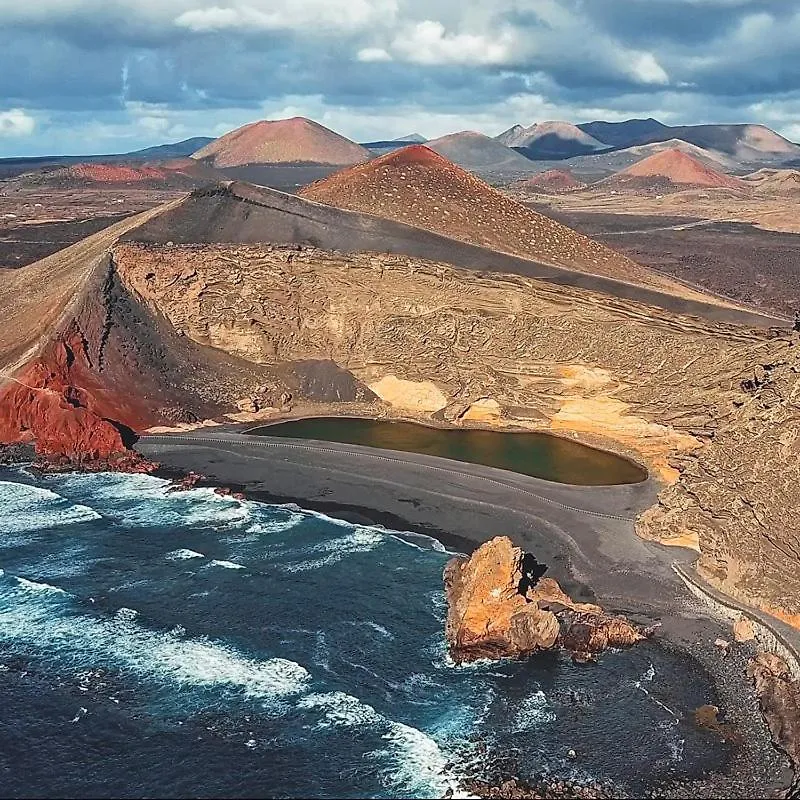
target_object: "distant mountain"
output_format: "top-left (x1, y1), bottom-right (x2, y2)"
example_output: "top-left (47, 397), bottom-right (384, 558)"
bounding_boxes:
top-left (577, 118), bottom-right (671, 148)
top-left (192, 117), bottom-right (371, 167)
top-left (0, 137), bottom-right (217, 179)
top-left (425, 130), bottom-right (538, 176)
top-left (360, 134), bottom-right (428, 154)
top-left (124, 137), bottom-right (215, 159)
top-left (579, 118), bottom-right (799, 163)
top-left (496, 121), bottom-right (606, 159)
top-left (7, 158), bottom-right (224, 191)
top-left (622, 139), bottom-right (735, 170)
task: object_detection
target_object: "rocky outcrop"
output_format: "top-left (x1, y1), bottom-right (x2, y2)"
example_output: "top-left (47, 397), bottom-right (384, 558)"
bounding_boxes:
top-left (748, 653), bottom-right (800, 773)
top-left (444, 537), bottom-right (648, 663)
top-left (0, 328), bottom-right (136, 460)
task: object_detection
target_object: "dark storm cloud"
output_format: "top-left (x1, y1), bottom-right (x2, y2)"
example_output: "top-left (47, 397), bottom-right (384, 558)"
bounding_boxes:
top-left (1, 0), bottom-right (799, 156)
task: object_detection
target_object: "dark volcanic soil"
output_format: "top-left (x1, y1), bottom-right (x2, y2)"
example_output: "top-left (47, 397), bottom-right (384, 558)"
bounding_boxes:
top-left (219, 163), bottom-right (341, 193)
top-left (538, 208), bottom-right (799, 317)
top-left (0, 214), bottom-right (133, 268)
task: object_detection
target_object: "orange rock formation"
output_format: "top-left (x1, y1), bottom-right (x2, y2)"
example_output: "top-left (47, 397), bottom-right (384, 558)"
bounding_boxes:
top-left (444, 536), bottom-right (648, 663)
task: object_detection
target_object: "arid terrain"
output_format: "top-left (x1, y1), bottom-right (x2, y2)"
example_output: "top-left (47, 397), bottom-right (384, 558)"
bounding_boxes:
top-left (0, 160), bottom-right (797, 627)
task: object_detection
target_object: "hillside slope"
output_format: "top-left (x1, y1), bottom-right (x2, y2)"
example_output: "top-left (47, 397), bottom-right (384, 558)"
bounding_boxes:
top-left (300, 146), bottom-right (712, 295)
top-left (192, 117), bottom-right (370, 168)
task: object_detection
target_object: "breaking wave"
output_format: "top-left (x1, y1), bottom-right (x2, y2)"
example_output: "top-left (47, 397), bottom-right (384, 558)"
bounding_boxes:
top-left (0, 574), bottom-right (310, 705)
top-left (0, 480), bottom-right (101, 536)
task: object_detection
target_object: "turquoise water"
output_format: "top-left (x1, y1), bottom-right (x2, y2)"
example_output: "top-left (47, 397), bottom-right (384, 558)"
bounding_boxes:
top-left (248, 417), bottom-right (646, 485)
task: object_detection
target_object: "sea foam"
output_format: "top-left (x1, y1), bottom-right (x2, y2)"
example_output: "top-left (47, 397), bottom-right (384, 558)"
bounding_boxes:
top-left (0, 575), bottom-right (310, 704)
top-left (0, 480), bottom-right (101, 536)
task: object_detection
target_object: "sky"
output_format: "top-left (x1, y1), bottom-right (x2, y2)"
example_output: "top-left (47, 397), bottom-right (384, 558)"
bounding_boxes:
top-left (1, 0), bottom-right (800, 157)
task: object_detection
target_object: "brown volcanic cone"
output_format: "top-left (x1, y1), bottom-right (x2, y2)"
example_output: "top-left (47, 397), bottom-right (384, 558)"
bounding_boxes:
top-left (517, 168), bottom-right (585, 193)
top-left (300, 145), bottom-right (685, 291)
top-left (616, 148), bottom-right (744, 189)
top-left (191, 117), bottom-right (370, 168)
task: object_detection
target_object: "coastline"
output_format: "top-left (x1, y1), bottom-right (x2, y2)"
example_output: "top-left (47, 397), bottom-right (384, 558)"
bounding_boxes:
top-left (1, 433), bottom-right (793, 796)
top-left (134, 429), bottom-right (796, 795)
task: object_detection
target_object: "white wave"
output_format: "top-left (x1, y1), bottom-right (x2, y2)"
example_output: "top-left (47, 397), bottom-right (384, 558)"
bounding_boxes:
top-left (208, 559), bottom-right (245, 570)
top-left (244, 510), bottom-right (305, 536)
top-left (166, 548), bottom-right (205, 561)
top-left (298, 691), bottom-right (382, 728)
top-left (0, 579), bottom-right (311, 704)
top-left (115, 607), bottom-right (139, 622)
top-left (40, 473), bottom-right (253, 531)
top-left (297, 690), bottom-right (468, 798)
top-left (281, 527), bottom-right (385, 573)
top-left (0, 480), bottom-right (101, 536)
top-left (512, 689), bottom-right (555, 732)
top-left (16, 576), bottom-right (67, 595)
top-left (390, 531), bottom-right (448, 553)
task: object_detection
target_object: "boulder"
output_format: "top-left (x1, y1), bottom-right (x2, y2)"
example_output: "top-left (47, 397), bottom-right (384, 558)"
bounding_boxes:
top-left (444, 536), bottom-right (650, 663)
top-left (733, 616), bottom-right (756, 642)
top-left (748, 652), bottom-right (800, 769)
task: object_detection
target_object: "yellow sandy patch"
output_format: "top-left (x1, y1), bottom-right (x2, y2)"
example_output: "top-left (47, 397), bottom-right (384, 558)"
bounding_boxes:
top-left (460, 397), bottom-right (502, 422)
top-left (657, 531), bottom-right (701, 553)
top-left (368, 374), bottom-right (448, 413)
top-left (145, 419), bottom-right (222, 434)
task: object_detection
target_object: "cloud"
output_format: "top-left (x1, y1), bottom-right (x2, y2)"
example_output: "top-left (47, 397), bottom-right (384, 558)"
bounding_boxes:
top-left (627, 52), bottom-right (670, 85)
top-left (357, 47), bottom-right (393, 63)
top-left (0, 108), bottom-right (36, 137)
top-left (1, 0), bottom-right (800, 157)
top-left (389, 20), bottom-right (514, 65)
top-left (174, 1), bottom-right (398, 34)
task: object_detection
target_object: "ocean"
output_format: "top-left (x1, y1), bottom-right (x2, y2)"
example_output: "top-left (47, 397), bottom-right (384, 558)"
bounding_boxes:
top-left (0, 468), bottom-right (730, 798)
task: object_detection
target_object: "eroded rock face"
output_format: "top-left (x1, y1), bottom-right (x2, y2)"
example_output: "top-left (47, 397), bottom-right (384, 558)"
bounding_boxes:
top-left (0, 329), bottom-right (133, 460)
top-left (747, 653), bottom-right (800, 771)
top-left (108, 240), bottom-right (800, 628)
top-left (444, 536), bottom-right (648, 663)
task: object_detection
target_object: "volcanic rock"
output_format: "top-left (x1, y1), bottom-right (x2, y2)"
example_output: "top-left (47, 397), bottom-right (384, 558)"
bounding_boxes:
top-left (444, 536), bottom-right (648, 663)
top-left (301, 145), bottom-right (683, 292)
top-left (515, 169), bottom-right (585, 194)
top-left (191, 117), bottom-right (370, 168)
top-left (747, 653), bottom-right (800, 770)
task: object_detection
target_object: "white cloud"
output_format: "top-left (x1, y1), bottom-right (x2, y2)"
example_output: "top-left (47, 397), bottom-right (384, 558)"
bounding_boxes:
top-left (175, 1), bottom-right (398, 34)
top-left (390, 19), bottom-right (514, 65)
top-left (0, 108), bottom-right (36, 137)
top-left (357, 47), bottom-right (393, 63)
top-left (627, 52), bottom-right (670, 85)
